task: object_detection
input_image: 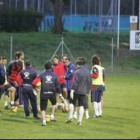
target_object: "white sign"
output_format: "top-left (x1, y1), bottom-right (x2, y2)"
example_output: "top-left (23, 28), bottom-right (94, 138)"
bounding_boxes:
top-left (108, 19), bottom-right (112, 26)
top-left (130, 30), bottom-right (140, 50)
top-left (130, 16), bottom-right (138, 23)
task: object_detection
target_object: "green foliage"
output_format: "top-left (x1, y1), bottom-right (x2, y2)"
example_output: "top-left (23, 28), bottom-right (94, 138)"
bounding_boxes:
top-left (0, 32), bottom-right (140, 72)
top-left (0, 9), bottom-right (43, 32)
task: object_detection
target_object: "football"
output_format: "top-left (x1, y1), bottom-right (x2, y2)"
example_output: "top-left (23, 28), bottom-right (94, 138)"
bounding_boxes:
top-left (11, 106), bottom-right (18, 113)
top-left (46, 115), bottom-right (51, 122)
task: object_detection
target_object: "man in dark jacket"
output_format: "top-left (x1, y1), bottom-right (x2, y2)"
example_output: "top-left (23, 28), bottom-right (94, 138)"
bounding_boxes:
top-left (32, 61), bottom-right (61, 126)
top-left (16, 60), bottom-right (40, 119)
top-left (66, 58), bottom-right (91, 125)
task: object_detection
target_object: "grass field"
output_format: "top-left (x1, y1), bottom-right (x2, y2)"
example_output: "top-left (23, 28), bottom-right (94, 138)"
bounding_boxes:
top-left (0, 74), bottom-right (140, 139)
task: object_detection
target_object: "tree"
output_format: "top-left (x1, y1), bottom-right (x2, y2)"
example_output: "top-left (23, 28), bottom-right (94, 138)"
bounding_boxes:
top-left (54, 0), bottom-right (63, 34)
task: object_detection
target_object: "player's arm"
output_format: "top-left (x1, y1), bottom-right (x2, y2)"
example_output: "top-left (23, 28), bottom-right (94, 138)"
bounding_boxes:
top-left (16, 73), bottom-right (23, 86)
top-left (32, 76), bottom-right (41, 87)
top-left (65, 66), bottom-right (74, 80)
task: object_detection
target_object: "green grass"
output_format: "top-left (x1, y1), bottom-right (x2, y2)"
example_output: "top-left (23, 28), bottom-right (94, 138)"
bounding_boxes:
top-left (0, 74), bottom-right (140, 139)
top-left (0, 32), bottom-right (140, 72)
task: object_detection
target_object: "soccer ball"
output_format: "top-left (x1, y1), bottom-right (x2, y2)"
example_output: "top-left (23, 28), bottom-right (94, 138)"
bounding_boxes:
top-left (46, 115), bottom-right (51, 122)
top-left (11, 106), bottom-right (18, 113)
top-left (62, 106), bottom-right (69, 113)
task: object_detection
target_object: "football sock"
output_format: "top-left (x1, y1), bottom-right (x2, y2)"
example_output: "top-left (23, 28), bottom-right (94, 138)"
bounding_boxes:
top-left (98, 102), bottom-right (102, 116)
top-left (4, 101), bottom-right (8, 106)
top-left (78, 106), bottom-right (84, 123)
top-left (94, 102), bottom-right (99, 116)
top-left (85, 110), bottom-right (90, 119)
top-left (73, 111), bottom-right (77, 119)
top-left (11, 101), bottom-right (14, 105)
top-left (68, 103), bottom-right (74, 119)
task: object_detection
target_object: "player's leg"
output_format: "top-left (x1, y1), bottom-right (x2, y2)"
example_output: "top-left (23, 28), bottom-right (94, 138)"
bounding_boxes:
top-left (22, 87), bottom-right (30, 117)
top-left (65, 92), bottom-right (77, 123)
top-left (97, 86), bottom-right (103, 116)
top-left (77, 94), bottom-right (85, 125)
top-left (4, 90), bottom-right (10, 109)
top-left (84, 94), bottom-right (90, 119)
top-left (0, 87), bottom-right (3, 116)
top-left (29, 88), bottom-right (40, 119)
top-left (7, 85), bottom-right (16, 107)
top-left (62, 85), bottom-right (68, 108)
top-left (40, 99), bottom-right (48, 126)
top-left (50, 95), bottom-right (56, 121)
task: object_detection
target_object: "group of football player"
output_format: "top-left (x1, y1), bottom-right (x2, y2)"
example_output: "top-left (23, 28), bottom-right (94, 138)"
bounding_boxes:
top-left (0, 51), bottom-right (105, 126)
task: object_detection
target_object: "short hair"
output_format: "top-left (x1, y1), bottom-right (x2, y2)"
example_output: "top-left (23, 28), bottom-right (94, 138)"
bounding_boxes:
top-left (14, 51), bottom-right (24, 60)
top-left (53, 54), bottom-right (59, 60)
top-left (25, 60), bottom-right (31, 67)
top-left (75, 59), bottom-right (83, 66)
top-left (76, 57), bottom-right (86, 65)
top-left (91, 55), bottom-right (100, 66)
top-left (44, 61), bottom-right (52, 70)
top-left (62, 54), bottom-right (68, 58)
top-left (65, 56), bottom-right (71, 61)
top-left (14, 60), bottom-right (23, 69)
top-left (2, 56), bottom-right (7, 60)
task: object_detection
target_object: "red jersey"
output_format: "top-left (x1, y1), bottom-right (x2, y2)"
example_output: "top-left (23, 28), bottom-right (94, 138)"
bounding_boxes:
top-left (53, 62), bottom-right (66, 84)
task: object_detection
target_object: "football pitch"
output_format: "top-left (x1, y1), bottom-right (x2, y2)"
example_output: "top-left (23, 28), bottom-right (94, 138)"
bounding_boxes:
top-left (0, 74), bottom-right (140, 139)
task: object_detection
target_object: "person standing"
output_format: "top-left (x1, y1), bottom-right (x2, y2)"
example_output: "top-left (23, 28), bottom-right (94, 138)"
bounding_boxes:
top-left (16, 60), bottom-right (40, 119)
top-left (1, 57), bottom-right (16, 109)
top-left (66, 58), bottom-right (91, 125)
top-left (63, 57), bottom-right (75, 101)
top-left (32, 61), bottom-right (61, 126)
top-left (7, 51), bottom-right (24, 108)
top-left (90, 55), bottom-right (104, 117)
top-left (52, 55), bottom-right (68, 108)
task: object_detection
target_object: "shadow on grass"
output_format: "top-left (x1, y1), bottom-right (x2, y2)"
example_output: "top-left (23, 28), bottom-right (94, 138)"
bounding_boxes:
top-left (2, 118), bottom-right (28, 123)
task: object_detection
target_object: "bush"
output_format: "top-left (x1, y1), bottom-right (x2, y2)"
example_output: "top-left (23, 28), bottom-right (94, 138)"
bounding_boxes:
top-left (0, 9), bottom-right (43, 32)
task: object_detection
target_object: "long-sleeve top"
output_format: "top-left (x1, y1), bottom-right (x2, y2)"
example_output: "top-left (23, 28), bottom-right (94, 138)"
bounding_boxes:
top-left (71, 65), bottom-right (91, 95)
top-left (53, 62), bottom-right (66, 84)
top-left (32, 69), bottom-right (61, 99)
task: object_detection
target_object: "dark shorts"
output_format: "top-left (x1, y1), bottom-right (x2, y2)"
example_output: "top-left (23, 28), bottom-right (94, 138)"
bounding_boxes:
top-left (40, 96), bottom-right (56, 111)
top-left (83, 94), bottom-right (89, 109)
top-left (73, 93), bottom-right (86, 107)
top-left (60, 83), bottom-right (66, 89)
top-left (60, 83), bottom-right (67, 95)
top-left (67, 90), bottom-right (78, 106)
top-left (91, 85), bottom-right (103, 103)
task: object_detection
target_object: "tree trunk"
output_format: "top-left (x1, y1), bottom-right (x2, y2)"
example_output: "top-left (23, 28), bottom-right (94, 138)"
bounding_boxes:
top-left (54, 0), bottom-right (63, 34)
top-left (42, 0), bottom-right (44, 13)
